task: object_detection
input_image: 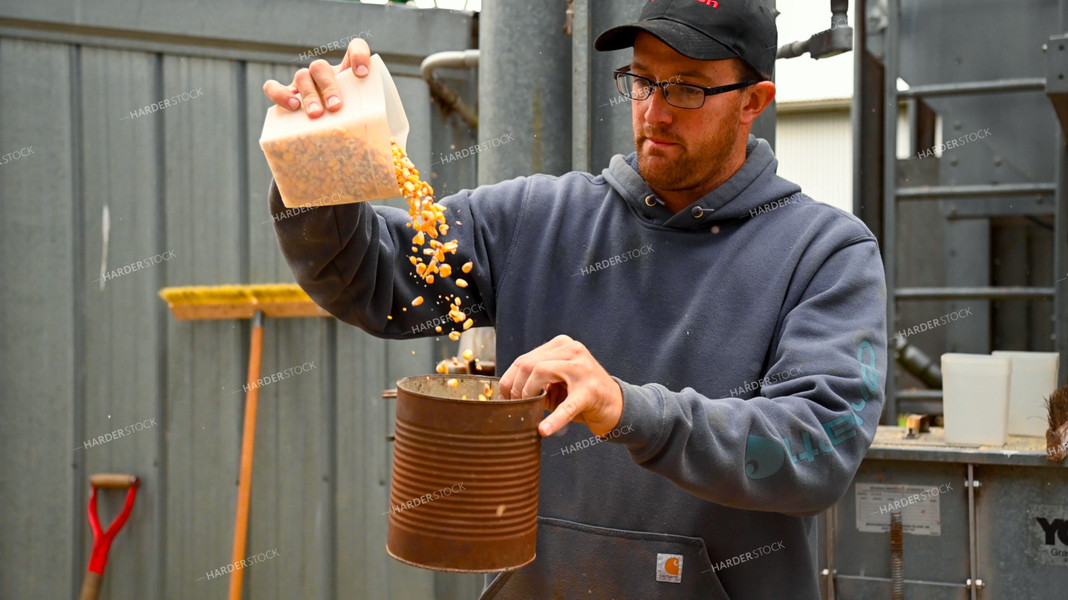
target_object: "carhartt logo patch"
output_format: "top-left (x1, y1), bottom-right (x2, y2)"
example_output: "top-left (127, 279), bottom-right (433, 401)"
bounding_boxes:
top-left (656, 553), bottom-right (683, 583)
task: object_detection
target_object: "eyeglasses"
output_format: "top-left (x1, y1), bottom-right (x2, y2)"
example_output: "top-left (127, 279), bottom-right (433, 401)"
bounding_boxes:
top-left (613, 68), bottom-right (761, 110)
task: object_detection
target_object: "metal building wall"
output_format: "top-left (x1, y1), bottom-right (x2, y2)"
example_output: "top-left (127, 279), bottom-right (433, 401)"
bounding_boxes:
top-left (0, 2), bottom-right (481, 599)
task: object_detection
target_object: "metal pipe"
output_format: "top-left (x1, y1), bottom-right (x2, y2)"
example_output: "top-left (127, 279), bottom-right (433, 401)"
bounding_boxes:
top-left (777, 39), bottom-right (811, 59)
top-left (895, 286), bottom-right (1055, 300)
top-left (897, 183), bottom-right (1056, 199)
top-left (420, 50), bottom-right (480, 131)
top-left (899, 78), bottom-right (1047, 98)
top-left (891, 335), bottom-right (943, 389)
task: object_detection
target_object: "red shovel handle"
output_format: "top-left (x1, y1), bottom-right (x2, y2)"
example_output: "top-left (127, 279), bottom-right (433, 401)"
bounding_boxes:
top-left (85, 474), bottom-right (140, 575)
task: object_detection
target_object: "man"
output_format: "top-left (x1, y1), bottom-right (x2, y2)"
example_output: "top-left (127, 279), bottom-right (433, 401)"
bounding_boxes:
top-left (263, 0), bottom-right (886, 598)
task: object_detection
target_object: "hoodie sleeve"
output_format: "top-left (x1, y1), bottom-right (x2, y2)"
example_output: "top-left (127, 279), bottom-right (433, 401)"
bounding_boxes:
top-left (610, 238), bottom-right (887, 516)
top-left (268, 177), bottom-right (528, 337)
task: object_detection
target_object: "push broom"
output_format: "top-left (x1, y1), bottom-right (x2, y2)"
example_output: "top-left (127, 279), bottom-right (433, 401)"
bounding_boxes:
top-left (159, 284), bottom-right (330, 600)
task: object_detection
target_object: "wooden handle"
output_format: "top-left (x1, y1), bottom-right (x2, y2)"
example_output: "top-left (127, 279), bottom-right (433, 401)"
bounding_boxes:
top-left (90, 474), bottom-right (138, 489)
top-left (229, 313), bottom-right (265, 600)
top-left (79, 571), bottom-right (103, 600)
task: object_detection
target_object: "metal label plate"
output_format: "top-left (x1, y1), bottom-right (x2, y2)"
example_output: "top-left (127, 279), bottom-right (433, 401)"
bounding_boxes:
top-left (854, 483), bottom-right (944, 536)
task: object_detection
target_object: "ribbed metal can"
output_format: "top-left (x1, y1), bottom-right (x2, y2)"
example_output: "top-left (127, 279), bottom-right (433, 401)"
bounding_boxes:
top-left (387, 375), bottom-right (544, 572)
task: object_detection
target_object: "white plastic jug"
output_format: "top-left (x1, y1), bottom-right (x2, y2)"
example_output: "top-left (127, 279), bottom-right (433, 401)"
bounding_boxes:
top-left (259, 54), bottom-right (410, 208)
top-left (941, 353), bottom-right (1010, 446)
top-left (991, 351), bottom-right (1060, 437)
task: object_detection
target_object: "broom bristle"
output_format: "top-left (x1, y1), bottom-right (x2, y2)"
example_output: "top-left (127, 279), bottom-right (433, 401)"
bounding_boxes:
top-left (1047, 383), bottom-right (1068, 431)
top-left (159, 284), bottom-right (310, 306)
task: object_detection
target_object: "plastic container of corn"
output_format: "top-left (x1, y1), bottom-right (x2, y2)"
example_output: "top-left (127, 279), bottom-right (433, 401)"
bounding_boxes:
top-left (259, 54), bottom-right (410, 208)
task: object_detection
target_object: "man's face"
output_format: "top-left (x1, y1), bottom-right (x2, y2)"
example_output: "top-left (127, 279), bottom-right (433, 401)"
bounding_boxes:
top-left (629, 33), bottom-right (747, 196)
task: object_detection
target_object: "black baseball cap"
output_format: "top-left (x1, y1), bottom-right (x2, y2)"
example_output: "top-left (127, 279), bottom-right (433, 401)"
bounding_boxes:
top-left (594, 0), bottom-right (777, 79)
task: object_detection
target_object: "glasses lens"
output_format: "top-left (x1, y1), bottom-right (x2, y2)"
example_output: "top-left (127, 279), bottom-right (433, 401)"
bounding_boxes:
top-left (618, 73), bottom-right (652, 100)
top-left (663, 83), bottom-right (706, 109)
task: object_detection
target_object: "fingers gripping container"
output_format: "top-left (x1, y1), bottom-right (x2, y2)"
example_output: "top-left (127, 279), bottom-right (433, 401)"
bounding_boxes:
top-left (259, 54), bottom-right (410, 208)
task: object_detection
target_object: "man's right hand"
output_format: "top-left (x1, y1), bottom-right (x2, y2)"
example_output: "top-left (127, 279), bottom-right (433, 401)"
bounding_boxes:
top-left (262, 37), bottom-right (372, 118)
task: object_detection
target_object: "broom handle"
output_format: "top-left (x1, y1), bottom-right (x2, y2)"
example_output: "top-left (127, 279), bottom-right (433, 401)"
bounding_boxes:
top-left (229, 311), bottom-right (264, 600)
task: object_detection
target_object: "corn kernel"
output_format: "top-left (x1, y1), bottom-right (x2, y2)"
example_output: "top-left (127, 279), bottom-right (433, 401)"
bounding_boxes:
top-left (463, 318), bottom-right (474, 330)
top-left (426, 274), bottom-right (435, 284)
top-left (456, 279), bottom-right (469, 288)
top-left (449, 331), bottom-right (461, 341)
top-left (447, 378), bottom-right (458, 388)
top-left (462, 349), bottom-right (473, 360)
top-left (439, 264), bottom-right (452, 278)
top-left (462, 262), bottom-right (473, 273)
top-left (412, 296), bottom-right (424, 307)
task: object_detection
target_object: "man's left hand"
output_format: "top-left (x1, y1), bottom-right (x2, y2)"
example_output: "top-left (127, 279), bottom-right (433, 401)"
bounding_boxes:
top-left (499, 335), bottom-right (623, 438)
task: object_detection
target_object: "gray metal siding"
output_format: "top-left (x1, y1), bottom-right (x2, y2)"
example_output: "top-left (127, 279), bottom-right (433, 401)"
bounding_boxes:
top-left (0, 2), bottom-right (479, 599)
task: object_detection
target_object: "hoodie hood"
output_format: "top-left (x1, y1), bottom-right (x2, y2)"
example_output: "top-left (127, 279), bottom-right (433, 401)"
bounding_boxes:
top-left (602, 135), bottom-right (803, 230)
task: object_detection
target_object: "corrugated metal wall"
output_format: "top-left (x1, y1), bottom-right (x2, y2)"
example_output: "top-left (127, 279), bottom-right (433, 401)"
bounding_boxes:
top-left (0, 2), bottom-right (484, 599)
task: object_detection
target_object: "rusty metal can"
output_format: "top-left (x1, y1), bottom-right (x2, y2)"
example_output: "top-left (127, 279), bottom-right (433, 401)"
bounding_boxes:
top-left (387, 375), bottom-right (544, 572)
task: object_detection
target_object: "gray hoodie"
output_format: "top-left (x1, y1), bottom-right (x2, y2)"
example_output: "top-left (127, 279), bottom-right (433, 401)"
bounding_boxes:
top-left (270, 135), bottom-right (887, 599)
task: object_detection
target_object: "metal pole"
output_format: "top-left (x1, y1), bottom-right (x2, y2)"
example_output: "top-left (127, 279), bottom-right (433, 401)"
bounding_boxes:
top-left (883, 0), bottom-right (901, 425)
top-left (479, 0), bottom-right (573, 183)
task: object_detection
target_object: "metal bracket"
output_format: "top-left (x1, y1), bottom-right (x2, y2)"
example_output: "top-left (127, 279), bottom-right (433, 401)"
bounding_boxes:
top-left (1046, 34), bottom-right (1068, 135)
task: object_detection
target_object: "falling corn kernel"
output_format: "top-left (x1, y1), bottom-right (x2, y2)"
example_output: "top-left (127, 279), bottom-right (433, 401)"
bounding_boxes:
top-left (439, 264), bottom-right (452, 278)
top-left (435, 325), bottom-right (442, 333)
top-left (449, 331), bottom-right (461, 341)
top-left (463, 318), bottom-right (474, 330)
top-left (456, 279), bottom-right (468, 288)
top-left (426, 274), bottom-right (435, 284)
top-left (462, 262), bottom-right (473, 274)
top-left (478, 394), bottom-right (487, 402)
top-left (462, 349), bottom-right (474, 361)
top-left (483, 382), bottom-right (494, 398)
top-left (436, 362), bottom-right (447, 374)
top-left (447, 378), bottom-right (459, 388)
top-left (412, 296), bottom-right (424, 307)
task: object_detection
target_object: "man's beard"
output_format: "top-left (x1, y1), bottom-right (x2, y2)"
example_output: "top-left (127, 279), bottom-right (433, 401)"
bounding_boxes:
top-left (634, 120), bottom-right (739, 196)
